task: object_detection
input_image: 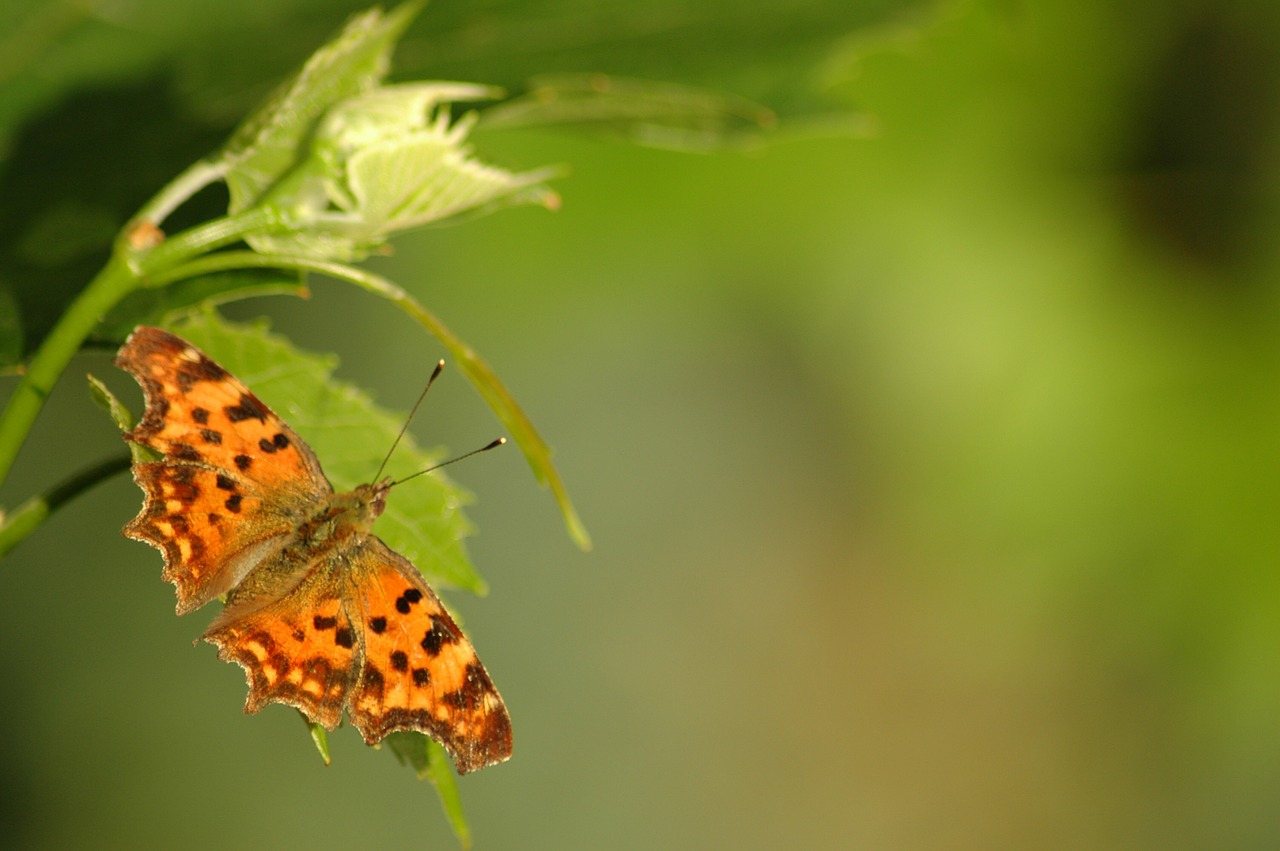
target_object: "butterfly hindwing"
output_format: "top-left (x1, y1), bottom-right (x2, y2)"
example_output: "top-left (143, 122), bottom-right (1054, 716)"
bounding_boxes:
top-left (203, 570), bottom-right (359, 731)
top-left (123, 460), bottom-right (292, 612)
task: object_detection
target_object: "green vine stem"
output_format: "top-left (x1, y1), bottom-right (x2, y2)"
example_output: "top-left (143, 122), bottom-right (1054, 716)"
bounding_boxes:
top-left (156, 251), bottom-right (593, 550)
top-left (129, 157), bottom-right (231, 231)
top-left (0, 454), bottom-right (132, 557)
top-left (0, 252), bottom-right (136, 489)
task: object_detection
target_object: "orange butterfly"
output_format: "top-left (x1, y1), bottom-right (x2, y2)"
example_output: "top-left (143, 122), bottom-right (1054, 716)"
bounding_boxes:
top-left (117, 326), bottom-right (511, 774)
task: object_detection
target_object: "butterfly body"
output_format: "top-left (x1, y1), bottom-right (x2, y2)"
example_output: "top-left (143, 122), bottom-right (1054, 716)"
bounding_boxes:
top-left (117, 326), bottom-right (512, 774)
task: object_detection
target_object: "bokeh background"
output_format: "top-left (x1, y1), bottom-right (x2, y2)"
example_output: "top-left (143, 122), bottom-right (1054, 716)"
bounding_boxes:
top-left (3, 0), bottom-right (1280, 848)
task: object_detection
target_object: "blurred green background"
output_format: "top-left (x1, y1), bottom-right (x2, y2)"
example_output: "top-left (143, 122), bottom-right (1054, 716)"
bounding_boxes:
top-left (4, 0), bottom-right (1280, 848)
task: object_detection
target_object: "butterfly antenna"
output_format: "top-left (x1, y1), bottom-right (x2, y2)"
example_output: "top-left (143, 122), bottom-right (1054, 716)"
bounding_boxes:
top-left (374, 359), bottom-right (445, 483)
top-left (391, 438), bottom-right (507, 488)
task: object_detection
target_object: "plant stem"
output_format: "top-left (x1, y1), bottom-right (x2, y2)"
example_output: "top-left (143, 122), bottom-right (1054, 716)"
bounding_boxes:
top-left (130, 157), bottom-right (230, 229)
top-left (0, 454), bottom-right (132, 558)
top-left (134, 208), bottom-right (278, 281)
top-left (0, 252), bottom-right (137, 489)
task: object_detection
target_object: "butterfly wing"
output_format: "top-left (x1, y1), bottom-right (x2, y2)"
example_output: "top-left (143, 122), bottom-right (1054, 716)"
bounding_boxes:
top-left (344, 535), bottom-right (512, 774)
top-left (117, 326), bottom-right (333, 613)
top-left (202, 559), bottom-right (361, 731)
top-left (202, 534), bottom-right (512, 774)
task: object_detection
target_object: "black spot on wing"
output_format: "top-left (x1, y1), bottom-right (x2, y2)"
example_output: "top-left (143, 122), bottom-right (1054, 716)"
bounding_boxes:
top-left (171, 443), bottom-right (201, 462)
top-left (420, 615), bottom-right (457, 657)
top-left (258, 432), bottom-right (290, 454)
top-left (441, 665), bottom-right (490, 711)
top-left (166, 476), bottom-right (200, 503)
top-left (395, 587), bottom-right (424, 614)
top-left (176, 355), bottom-right (228, 392)
top-left (224, 393), bottom-right (268, 423)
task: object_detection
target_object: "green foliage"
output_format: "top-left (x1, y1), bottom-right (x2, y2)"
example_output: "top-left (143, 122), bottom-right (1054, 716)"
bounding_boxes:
top-left (0, 2), bottom-right (577, 840)
top-left (214, 2), bottom-right (552, 260)
top-left (0, 1), bottom-right (584, 538)
top-left (0, 0), bottom-right (898, 846)
top-left (386, 733), bottom-right (471, 848)
top-left (220, 2), bottom-right (422, 203)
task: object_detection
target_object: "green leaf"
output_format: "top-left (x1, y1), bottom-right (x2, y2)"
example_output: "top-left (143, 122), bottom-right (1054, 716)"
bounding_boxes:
top-left (243, 81), bottom-right (557, 261)
top-left (215, 1), bottom-right (554, 261)
top-left (88, 372), bottom-right (159, 466)
top-left (327, 83), bottom-right (555, 224)
top-left (304, 715), bottom-right (332, 766)
top-left (341, 110), bottom-right (553, 228)
top-left (166, 311), bottom-right (489, 594)
top-left (425, 739), bottom-right (472, 849)
top-left (87, 374), bottom-right (127, 428)
top-left (318, 82), bottom-right (502, 167)
top-left (479, 73), bottom-right (782, 151)
top-left (287, 258), bottom-right (592, 550)
top-left (409, 0), bottom-right (925, 126)
top-left (385, 730), bottom-right (432, 778)
top-left (222, 1), bottom-right (423, 215)
top-left (93, 268), bottom-right (307, 345)
top-left (387, 732), bottom-right (472, 849)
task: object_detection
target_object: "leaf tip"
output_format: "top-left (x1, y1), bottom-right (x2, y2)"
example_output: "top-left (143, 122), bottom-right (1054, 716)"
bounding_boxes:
top-left (303, 714), bottom-right (332, 765)
top-left (566, 511), bottom-right (593, 552)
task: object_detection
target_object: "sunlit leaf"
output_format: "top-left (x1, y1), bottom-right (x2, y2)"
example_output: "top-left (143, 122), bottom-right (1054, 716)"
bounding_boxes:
top-left (242, 81), bottom-right (556, 261)
top-left (222, 2), bottom-right (423, 214)
top-left (94, 268), bottom-right (307, 344)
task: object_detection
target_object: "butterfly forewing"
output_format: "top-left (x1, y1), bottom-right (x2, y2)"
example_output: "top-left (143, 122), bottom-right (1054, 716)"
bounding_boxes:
top-left (117, 327), bottom-right (332, 613)
top-left (203, 569), bottom-right (358, 731)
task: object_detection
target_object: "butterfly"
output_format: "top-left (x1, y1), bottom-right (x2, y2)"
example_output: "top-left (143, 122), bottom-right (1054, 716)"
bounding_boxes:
top-left (116, 326), bottom-right (511, 774)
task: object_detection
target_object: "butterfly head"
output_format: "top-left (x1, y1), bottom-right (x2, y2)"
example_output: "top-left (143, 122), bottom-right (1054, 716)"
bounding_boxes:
top-left (349, 479), bottom-right (394, 529)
